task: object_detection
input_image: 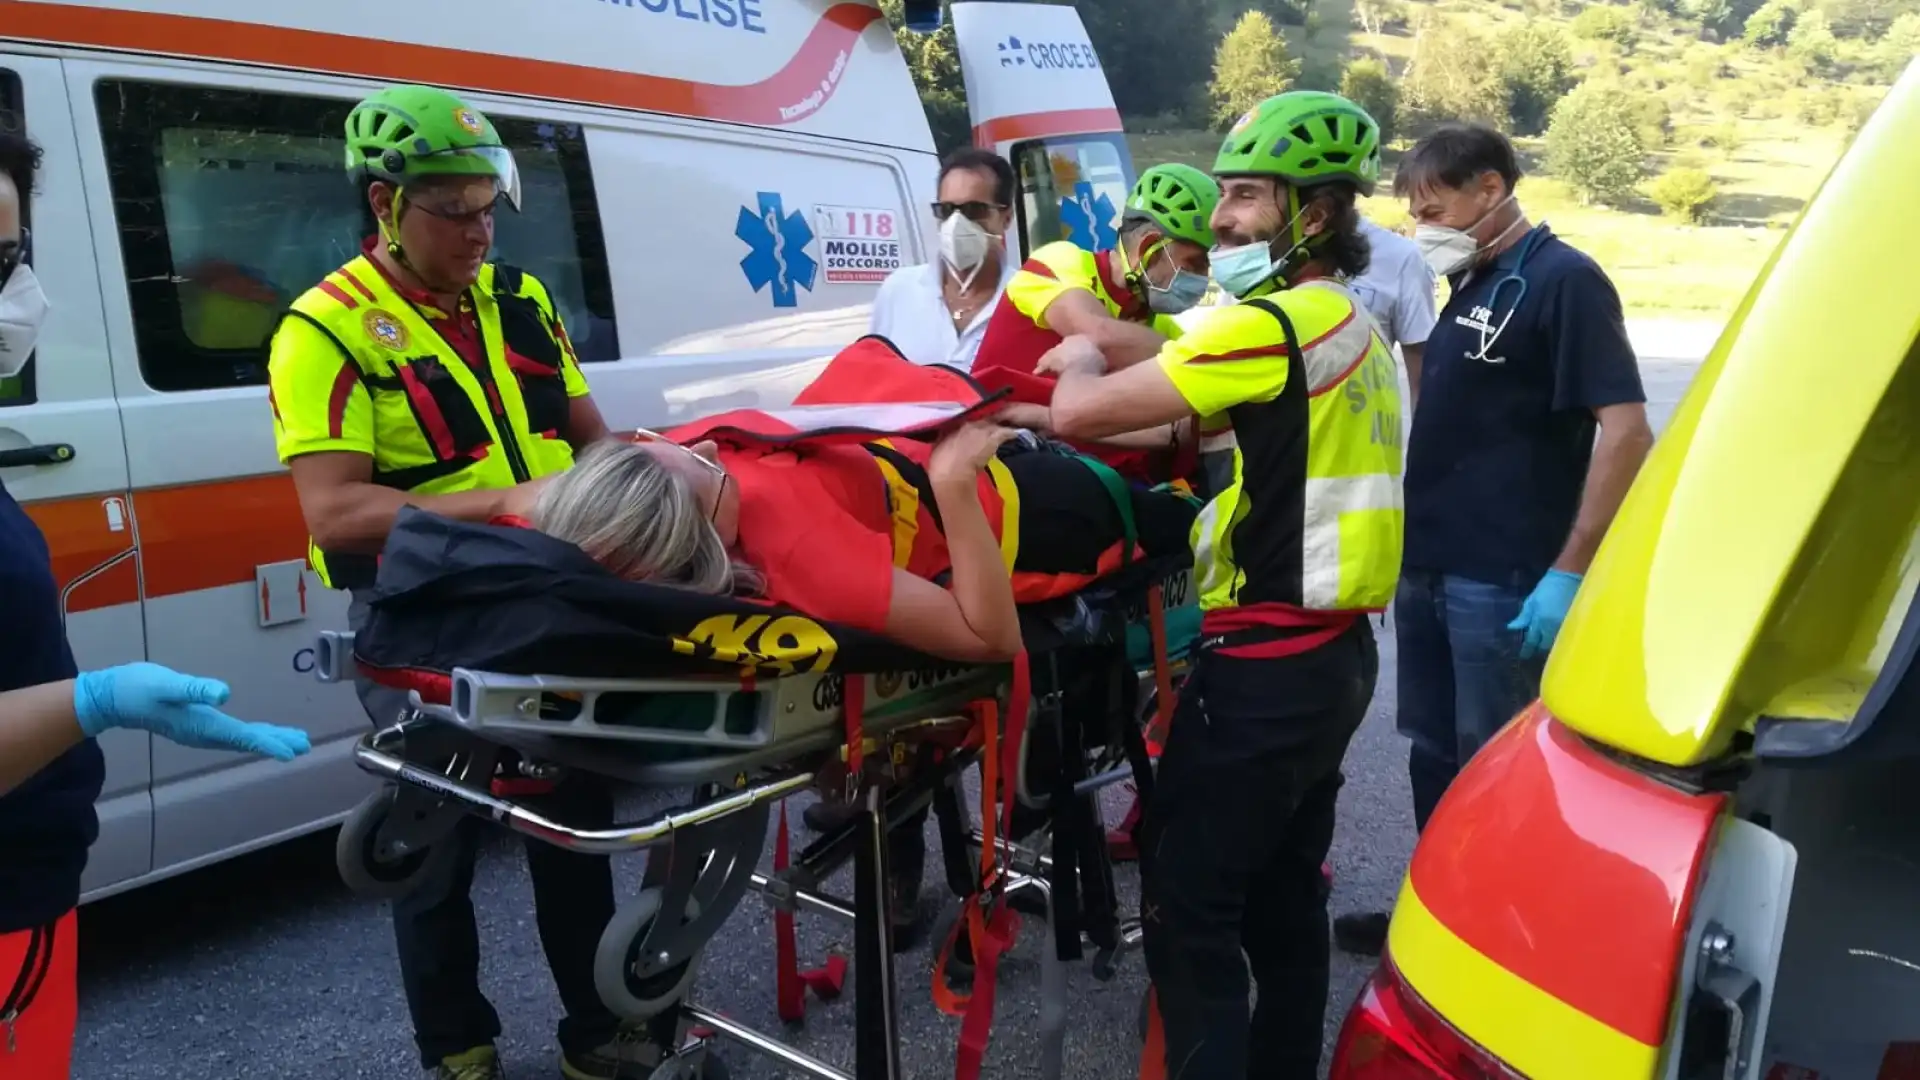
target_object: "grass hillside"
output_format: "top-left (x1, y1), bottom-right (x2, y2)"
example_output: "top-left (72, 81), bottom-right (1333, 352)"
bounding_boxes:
top-left (1127, 0), bottom-right (1904, 321)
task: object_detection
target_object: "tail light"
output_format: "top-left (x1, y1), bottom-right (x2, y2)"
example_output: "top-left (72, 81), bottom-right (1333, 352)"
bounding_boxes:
top-left (1330, 952), bottom-right (1523, 1079)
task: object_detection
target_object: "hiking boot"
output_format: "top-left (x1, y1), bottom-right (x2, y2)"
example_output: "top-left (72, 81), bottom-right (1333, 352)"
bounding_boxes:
top-left (1333, 910), bottom-right (1391, 956)
top-left (802, 797), bottom-right (858, 834)
top-left (432, 1046), bottom-right (505, 1080)
top-left (561, 1026), bottom-right (730, 1080)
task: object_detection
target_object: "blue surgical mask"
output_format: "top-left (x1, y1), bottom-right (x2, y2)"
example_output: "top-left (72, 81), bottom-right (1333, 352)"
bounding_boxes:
top-left (1149, 268), bottom-right (1210, 314)
top-left (1208, 240), bottom-right (1280, 298)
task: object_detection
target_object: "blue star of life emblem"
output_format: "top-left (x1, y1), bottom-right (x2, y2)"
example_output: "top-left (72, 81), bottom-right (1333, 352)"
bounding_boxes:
top-left (1059, 180), bottom-right (1118, 252)
top-left (736, 192), bottom-right (818, 308)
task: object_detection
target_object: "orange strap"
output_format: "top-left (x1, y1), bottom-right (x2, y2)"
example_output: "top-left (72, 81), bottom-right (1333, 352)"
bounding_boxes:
top-left (930, 654), bottom-right (1033, 1080)
top-left (1137, 987), bottom-right (1167, 1080)
top-left (844, 676), bottom-right (865, 779)
top-left (1145, 585), bottom-right (1175, 757)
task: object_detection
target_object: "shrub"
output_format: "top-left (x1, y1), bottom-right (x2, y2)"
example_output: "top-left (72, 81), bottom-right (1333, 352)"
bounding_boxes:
top-left (1572, 4), bottom-right (1639, 45)
top-left (1546, 81), bottom-right (1648, 205)
top-left (1498, 23), bottom-right (1578, 134)
top-left (1621, 87), bottom-right (1675, 147)
top-left (1743, 0), bottom-right (1798, 46)
top-left (1209, 10), bottom-right (1301, 129)
top-left (1647, 166), bottom-right (1718, 222)
top-left (1403, 14), bottom-right (1512, 126)
top-left (1787, 8), bottom-right (1839, 68)
top-left (1339, 58), bottom-right (1402, 144)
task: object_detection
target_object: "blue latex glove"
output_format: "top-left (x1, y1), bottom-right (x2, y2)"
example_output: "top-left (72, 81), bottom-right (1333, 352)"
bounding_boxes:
top-left (74, 663), bottom-right (312, 761)
top-left (1506, 569), bottom-right (1583, 660)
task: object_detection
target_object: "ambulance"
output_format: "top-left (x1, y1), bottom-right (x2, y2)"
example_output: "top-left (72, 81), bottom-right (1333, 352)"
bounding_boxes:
top-left (0, 0), bottom-right (1134, 901)
top-left (1331, 60), bottom-right (1920, 1080)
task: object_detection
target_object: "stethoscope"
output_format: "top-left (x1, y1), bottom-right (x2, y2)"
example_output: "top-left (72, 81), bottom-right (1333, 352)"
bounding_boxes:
top-left (1467, 224), bottom-right (1550, 363)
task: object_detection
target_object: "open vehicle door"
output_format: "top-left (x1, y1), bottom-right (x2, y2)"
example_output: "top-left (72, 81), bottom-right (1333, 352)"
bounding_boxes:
top-left (950, 1), bottom-right (1136, 260)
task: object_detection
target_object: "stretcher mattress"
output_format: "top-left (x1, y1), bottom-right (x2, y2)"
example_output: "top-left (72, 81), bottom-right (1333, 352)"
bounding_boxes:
top-left (350, 508), bottom-right (1196, 786)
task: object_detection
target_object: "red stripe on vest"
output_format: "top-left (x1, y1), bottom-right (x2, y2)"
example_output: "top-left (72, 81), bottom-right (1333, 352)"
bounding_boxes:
top-left (316, 279), bottom-right (358, 309)
top-left (327, 362), bottom-right (359, 440)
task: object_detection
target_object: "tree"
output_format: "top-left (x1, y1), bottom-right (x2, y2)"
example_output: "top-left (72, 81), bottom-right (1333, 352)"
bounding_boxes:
top-left (1787, 7), bottom-right (1839, 66)
top-left (1083, 0), bottom-right (1216, 121)
top-left (1622, 87), bottom-right (1674, 148)
top-left (1816, 0), bottom-right (1920, 39)
top-left (1571, 4), bottom-right (1638, 46)
top-left (1744, 0), bottom-right (1799, 44)
top-left (1648, 166), bottom-right (1718, 222)
top-left (1546, 82), bottom-right (1647, 205)
top-left (1687, 0), bottom-right (1765, 37)
top-left (1339, 57), bottom-right (1401, 145)
top-left (1874, 11), bottom-right (1920, 79)
top-left (879, 0), bottom-right (969, 151)
top-left (1209, 11), bottom-right (1301, 129)
top-left (1402, 15), bottom-right (1510, 127)
top-left (1497, 23), bottom-right (1576, 135)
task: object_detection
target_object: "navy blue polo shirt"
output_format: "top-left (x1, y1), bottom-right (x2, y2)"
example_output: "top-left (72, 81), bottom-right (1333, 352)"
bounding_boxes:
top-left (1404, 224), bottom-right (1646, 586)
top-left (0, 479), bottom-right (104, 931)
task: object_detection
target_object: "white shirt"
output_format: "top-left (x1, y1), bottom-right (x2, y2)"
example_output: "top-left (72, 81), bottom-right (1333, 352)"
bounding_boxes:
top-left (1348, 218), bottom-right (1438, 351)
top-left (867, 256), bottom-right (1016, 372)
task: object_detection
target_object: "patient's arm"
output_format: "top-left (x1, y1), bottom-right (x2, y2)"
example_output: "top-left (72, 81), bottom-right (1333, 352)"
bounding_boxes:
top-left (880, 424), bottom-right (1023, 662)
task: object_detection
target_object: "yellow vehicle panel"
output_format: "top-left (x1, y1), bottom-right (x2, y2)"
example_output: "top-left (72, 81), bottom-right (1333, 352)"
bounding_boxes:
top-left (1542, 60), bottom-right (1920, 768)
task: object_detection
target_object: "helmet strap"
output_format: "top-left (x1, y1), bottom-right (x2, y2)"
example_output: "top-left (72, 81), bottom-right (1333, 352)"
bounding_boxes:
top-left (377, 186), bottom-right (428, 282)
top-left (1276, 184), bottom-right (1327, 286)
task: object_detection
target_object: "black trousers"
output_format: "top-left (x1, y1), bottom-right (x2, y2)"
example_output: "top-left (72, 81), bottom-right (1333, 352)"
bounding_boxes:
top-left (350, 596), bottom-right (622, 1067)
top-left (1139, 622), bottom-right (1378, 1080)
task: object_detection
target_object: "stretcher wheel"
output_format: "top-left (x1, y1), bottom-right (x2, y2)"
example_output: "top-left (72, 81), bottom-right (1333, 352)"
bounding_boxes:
top-left (335, 786), bottom-right (453, 899)
top-left (595, 888), bottom-right (704, 1021)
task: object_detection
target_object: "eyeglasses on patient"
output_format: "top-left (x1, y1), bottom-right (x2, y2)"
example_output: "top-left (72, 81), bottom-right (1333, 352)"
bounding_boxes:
top-left (631, 428), bottom-right (727, 525)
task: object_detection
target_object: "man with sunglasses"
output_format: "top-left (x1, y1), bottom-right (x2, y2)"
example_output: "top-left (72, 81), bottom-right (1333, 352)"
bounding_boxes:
top-left (867, 148), bottom-right (1019, 372)
top-left (266, 85), bottom-right (637, 1080)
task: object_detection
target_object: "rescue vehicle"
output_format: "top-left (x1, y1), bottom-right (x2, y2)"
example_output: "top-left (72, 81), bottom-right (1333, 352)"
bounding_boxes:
top-left (1330, 58), bottom-right (1920, 1080)
top-left (0, 0), bottom-right (1135, 902)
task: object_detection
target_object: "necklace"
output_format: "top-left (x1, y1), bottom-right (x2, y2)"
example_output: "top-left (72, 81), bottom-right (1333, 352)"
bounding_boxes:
top-left (946, 282), bottom-right (990, 325)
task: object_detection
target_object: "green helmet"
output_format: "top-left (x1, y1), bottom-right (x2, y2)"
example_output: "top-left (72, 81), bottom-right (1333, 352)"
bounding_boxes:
top-left (1125, 163), bottom-right (1220, 248)
top-left (344, 85), bottom-right (521, 209)
top-left (1214, 91), bottom-right (1381, 197)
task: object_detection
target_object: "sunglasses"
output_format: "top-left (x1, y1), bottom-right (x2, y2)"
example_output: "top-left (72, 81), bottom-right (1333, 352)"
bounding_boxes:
top-left (632, 428), bottom-right (728, 525)
top-left (410, 195), bottom-right (505, 227)
top-left (932, 201), bottom-right (1006, 224)
top-left (0, 227), bottom-right (30, 290)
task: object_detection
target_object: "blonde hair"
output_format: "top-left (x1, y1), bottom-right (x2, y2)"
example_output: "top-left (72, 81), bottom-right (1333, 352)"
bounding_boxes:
top-left (533, 440), bottom-right (752, 596)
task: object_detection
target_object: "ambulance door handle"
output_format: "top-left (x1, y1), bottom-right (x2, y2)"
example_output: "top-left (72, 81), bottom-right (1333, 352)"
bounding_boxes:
top-left (0, 442), bottom-right (76, 468)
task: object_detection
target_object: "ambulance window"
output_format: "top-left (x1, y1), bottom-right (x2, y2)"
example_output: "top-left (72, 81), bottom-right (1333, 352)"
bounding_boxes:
top-left (485, 119), bottom-right (619, 363)
top-left (1008, 134), bottom-right (1135, 262)
top-left (0, 68), bottom-right (32, 408)
top-left (93, 81), bottom-right (619, 393)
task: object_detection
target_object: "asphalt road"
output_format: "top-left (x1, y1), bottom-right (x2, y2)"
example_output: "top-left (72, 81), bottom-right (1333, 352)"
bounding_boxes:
top-left (70, 358), bottom-right (1706, 1080)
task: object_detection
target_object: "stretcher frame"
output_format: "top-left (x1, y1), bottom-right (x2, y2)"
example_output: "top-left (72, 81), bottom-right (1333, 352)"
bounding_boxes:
top-left (317, 565), bottom-right (1193, 1080)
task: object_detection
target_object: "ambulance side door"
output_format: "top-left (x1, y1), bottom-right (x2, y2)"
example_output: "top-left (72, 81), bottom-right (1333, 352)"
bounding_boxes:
top-left (949, 1), bottom-right (1137, 261)
top-left (0, 55), bottom-right (152, 892)
top-left (67, 61), bottom-right (366, 875)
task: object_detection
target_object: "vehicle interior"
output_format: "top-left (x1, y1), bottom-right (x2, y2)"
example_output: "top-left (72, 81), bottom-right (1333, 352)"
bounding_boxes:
top-left (1723, 344), bottom-right (1920, 1064)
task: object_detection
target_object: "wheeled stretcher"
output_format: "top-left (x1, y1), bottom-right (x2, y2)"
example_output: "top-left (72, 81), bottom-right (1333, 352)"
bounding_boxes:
top-left (320, 506), bottom-right (1199, 1080)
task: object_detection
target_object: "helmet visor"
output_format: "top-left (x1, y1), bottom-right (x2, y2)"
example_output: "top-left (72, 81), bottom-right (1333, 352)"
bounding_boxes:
top-left (405, 145), bottom-right (521, 210)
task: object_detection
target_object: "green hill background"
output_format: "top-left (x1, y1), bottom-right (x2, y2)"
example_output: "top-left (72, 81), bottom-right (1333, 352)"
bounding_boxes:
top-left (886, 0), bottom-right (1918, 319)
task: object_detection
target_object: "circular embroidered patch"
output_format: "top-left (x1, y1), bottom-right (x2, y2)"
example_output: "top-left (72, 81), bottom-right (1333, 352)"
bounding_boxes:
top-left (363, 309), bottom-right (410, 352)
top-left (454, 107), bottom-right (486, 136)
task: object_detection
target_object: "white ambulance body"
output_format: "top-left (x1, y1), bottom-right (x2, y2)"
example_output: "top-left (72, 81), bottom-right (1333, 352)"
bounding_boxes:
top-left (0, 0), bottom-right (1127, 900)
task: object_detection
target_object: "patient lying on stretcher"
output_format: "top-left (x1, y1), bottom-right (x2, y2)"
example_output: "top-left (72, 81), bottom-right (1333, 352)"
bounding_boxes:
top-left (528, 424), bottom-right (1197, 664)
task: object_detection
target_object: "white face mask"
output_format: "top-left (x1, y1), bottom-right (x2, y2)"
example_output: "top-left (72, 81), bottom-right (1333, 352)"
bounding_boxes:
top-left (0, 262), bottom-right (49, 379)
top-left (1413, 196), bottom-right (1521, 278)
top-left (939, 212), bottom-right (995, 289)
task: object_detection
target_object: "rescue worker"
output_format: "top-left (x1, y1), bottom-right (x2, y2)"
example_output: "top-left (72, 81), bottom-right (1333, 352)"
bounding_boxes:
top-left (1039, 91), bottom-right (1401, 1079)
top-left (0, 127), bottom-right (310, 1080)
top-left (1333, 122), bottom-right (1653, 957)
top-left (976, 163), bottom-right (1220, 481)
top-left (265, 85), bottom-right (657, 1080)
